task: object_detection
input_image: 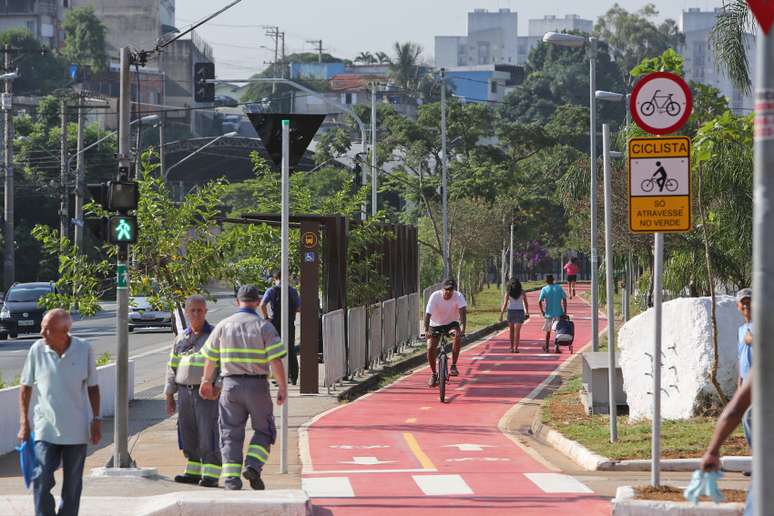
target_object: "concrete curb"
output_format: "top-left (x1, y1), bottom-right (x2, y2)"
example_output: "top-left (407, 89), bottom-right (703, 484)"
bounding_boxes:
top-left (0, 490), bottom-right (311, 516)
top-left (611, 485), bottom-right (744, 515)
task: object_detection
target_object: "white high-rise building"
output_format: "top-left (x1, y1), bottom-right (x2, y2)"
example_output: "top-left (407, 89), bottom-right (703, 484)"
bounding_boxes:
top-left (680, 7), bottom-right (755, 113)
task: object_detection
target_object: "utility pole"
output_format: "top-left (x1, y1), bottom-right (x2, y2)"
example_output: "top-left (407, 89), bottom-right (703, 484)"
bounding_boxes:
top-left (59, 97), bottom-right (69, 241)
top-left (159, 73), bottom-right (166, 180)
top-left (2, 44), bottom-right (14, 289)
top-left (264, 26), bottom-right (280, 93)
top-left (602, 123), bottom-right (617, 443)
top-left (509, 219), bottom-right (514, 280)
top-left (440, 68), bottom-right (450, 279)
top-left (371, 83), bottom-right (377, 216)
top-left (73, 92), bottom-right (85, 249)
top-left (589, 37), bottom-right (599, 352)
top-left (280, 32), bottom-right (286, 78)
top-left (307, 39), bottom-right (323, 63)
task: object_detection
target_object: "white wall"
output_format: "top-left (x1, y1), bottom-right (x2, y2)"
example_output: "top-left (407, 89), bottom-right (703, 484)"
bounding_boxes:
top-left (0, 362), bottom-right (135, 455)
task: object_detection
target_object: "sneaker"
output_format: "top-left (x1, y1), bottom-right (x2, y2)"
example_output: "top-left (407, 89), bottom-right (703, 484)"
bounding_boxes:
top-left (174, 474), bottom-right (201, 485)
top-left (428, 373), bottom-right (438, 387)
top-left (449, 365), bottom-right (459, 377)
top-left (224, 480), bottom-right (242, 490)
top-left (199, 477), bottom-right (219, 488)
top-left (243, 466), bottom-right (265, 490)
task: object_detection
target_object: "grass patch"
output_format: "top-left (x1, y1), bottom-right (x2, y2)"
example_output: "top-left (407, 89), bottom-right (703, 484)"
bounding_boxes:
top-left (96, 352), bottom-right (112, 367)
top-left (543, 374), bottom-right (749, 460)
top-left (466, 283), bottom-right (543, 332)
top-left (0, 373), bottom-right (20, 389)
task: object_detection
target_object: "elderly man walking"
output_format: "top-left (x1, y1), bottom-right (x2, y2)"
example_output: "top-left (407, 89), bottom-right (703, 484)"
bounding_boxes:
top-left (18, 309), bottom-right (101, 516)
top-left (200, 285), bottom-right (287, 490)
top-left (165, 295), bottom-right (221, 487)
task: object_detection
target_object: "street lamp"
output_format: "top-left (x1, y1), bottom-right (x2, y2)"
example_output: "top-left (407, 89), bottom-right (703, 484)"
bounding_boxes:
top-left (164, 131), bottom-right (238, 179)
top-left (543, 31), bottom-right (600, 351)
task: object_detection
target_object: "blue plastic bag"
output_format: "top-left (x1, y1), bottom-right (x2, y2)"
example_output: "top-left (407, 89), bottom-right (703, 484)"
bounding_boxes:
top-left (15, 432), bottom-right (37, 489)
top-left (684, 470), bottom-right (724, 504)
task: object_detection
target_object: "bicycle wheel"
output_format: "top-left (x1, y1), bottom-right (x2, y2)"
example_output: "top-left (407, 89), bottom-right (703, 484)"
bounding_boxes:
top-left (666, 178), bottom-right (679, 192)
top-left (438, 352), bottom-right (448, 403)
top-left (640, 101), bottom-right (655, 117)
top-left (641, 179), bottom-right (655, 193)
top-left (666, 102), bottom-right (681, 117)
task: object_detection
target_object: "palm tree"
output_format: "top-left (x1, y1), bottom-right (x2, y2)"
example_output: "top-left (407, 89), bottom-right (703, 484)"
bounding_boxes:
top-left (375, 51), bottom-right (391, 64)
top-left (390, 41), bottom-right (423, 92)
top-left (710, 0), bottom-right (754, 93)
top-left (355, 51), bottom-right (376, 64)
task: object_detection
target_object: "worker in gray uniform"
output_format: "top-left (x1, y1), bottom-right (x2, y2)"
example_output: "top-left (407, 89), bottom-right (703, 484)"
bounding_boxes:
top-left (200, 285), bottom-right (287, 490)
top-left (165, 295), bottom-right (222, 487)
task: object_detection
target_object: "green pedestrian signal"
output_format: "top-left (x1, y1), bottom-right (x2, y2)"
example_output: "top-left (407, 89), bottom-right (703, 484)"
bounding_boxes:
top-left (109, 215), bottom-right (137, 244)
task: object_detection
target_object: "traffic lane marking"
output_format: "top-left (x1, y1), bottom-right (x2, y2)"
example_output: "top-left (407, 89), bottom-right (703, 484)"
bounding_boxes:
top-left (403, 432), bottom-right (436, 470)
top-left (302, 476), bottom-right (354, 498)
top-left (413, 474), bottom-right (474, 496)
top-left (524, 473), bottom-right (594, 494)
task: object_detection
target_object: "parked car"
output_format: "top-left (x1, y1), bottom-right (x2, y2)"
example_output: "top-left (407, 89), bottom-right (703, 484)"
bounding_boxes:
top-left (0, 282), bottom-right (56, 340)
top-left (128, 297), bottom-right (173, 332)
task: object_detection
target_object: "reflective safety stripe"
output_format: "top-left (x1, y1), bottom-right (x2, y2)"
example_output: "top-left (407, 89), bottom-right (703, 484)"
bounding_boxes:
top-left (219, 341), bottom-right (285, 355)
top-left (178, 354), bottom-right (206, 368)
top-left (200, 344), bottom-right (220, 362)
top-left (202, 463), bottom-right (222, 479)
top-left (222, 463), bottom-right (242, 478)
top-left (168, 352), bottom-right (181, 368)
top-left (185, 460), bottom-right (202, 476)
top-left (247, 444), bottom-right (269, 463)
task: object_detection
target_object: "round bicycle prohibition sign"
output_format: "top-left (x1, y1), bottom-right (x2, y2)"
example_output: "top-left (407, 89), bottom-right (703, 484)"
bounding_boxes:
top-left (630, 71), bottom-right (693, 135)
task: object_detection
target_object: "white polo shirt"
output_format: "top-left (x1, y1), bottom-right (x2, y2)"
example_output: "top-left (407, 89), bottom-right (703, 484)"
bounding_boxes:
top-left (21, 336), bottom-right (98, 445)
top-left (426, 290), bottom-right (467, 327)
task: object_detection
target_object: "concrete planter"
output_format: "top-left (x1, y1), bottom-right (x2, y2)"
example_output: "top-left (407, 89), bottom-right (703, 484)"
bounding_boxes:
top-left (0, 361), bottom-right (135, 455)
top-left (612, 486), bottom-right (745, 515)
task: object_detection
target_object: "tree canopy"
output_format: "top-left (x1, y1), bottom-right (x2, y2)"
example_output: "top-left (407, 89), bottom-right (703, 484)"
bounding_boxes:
top-left (62, 6), bottom-right (108, 72)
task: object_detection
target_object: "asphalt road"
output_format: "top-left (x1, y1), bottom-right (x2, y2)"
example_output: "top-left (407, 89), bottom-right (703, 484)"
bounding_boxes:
top-left (0, 292), bottom-right (238, 394)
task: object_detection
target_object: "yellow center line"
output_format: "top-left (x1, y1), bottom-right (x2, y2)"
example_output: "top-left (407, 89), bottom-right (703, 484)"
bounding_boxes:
top-left (403, 432), bottom-right (436, 470)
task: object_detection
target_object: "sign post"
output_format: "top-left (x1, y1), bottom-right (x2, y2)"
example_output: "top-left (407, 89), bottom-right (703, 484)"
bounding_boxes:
top-left (280, 119), bottom-right (290, 475)
top-left (629, 71), bottom-right (693, 487)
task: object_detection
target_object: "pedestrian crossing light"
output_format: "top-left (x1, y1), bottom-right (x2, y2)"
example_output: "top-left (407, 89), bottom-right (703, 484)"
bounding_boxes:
top-left (109, 215), bottom-right (137, 244)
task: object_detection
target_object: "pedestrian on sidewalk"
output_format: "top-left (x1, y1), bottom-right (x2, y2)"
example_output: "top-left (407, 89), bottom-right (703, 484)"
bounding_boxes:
top-left (164, 295), bottom-right (221, 488)
top-left (563, 257), bottom-right (580, 299)
top-left (259, 270), bottom-right (301, 385)
top-left (424, 278), bottom-right (467, 387)
top-left (18, 309), bottom-right (101, 516)
top-left (538, 275), bottom-right (567, 353)
top-left (499, 278), bottom-right (529, 353)
top-left (200, 285), bottom-right (287, 491)
top-left (736, 288), bottom-right (752, 389)
top-left (700, 371), bottom-right (753, 515)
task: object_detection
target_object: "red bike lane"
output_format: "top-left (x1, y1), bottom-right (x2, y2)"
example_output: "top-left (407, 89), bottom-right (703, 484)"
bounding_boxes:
top-left (301, 286), bottom-right (610, 515)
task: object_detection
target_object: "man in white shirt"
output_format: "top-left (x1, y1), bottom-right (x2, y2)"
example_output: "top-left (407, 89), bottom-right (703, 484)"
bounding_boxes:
top-left (424, 278), bottom-right (467, 387)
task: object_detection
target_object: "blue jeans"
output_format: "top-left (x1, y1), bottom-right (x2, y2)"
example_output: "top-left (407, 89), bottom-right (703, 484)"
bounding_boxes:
top-left (33, 441), bottom-right (87, 516)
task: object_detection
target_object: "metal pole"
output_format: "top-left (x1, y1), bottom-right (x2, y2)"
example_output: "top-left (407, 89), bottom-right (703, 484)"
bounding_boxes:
top-left (74, 95), bottom-right (85, 250)
top-left (59, 98), bottom-right (68, 240)
top-left (371, 84), bottom-right (377, 216)
top-left (440, 68), bottom-right (450, 278)
top-left (3, 44), bottom-right (14, 289)
top-left (752, 28), bottom-right (774, 516)
top-left (280, 118), bottom-right (290, 474)
top-left (602, 124), bottom-right (618, 442)
top-left (509, 221), bottom-right (514, 280)
top-left (113, 46), bottom-right (132, 469)
top-left (160, 72), bottom-right (166, 180)
top-left (623, 252), bottom-right (631, 322)
top-left (651, 232), bottom-right (664, 486)
top-left (590, 37), bottom-right (599, 352)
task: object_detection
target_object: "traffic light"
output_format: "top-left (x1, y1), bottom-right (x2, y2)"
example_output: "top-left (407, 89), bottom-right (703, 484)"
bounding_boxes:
top-left (87, 181), bottom-right (138, 211)
top-left (194, 62), bottom-right (215, 103)
top-left (108, 215), bottom-right (137, 244)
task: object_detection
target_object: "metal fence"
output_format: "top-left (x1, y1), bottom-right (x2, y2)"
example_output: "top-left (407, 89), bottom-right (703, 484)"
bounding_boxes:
top-left (408, 292), bottom-right (420, 341)
top-left (322, 309), bottom-right (346, 391)
top-left (396, 295), bottom-right (410, 349)
top-left (368, 303), bottom-right (382, 368)
top-left (347, 306), bottom-right (367, 377)
top-left (382, 298), bottom-right (397, 358)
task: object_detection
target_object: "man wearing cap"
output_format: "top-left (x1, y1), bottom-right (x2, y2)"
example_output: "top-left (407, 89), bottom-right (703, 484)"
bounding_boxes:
top-left (165, 295), bottom-right (221, 487)
top-left (736, 288), bottom-right (753, 388)
top-left (200, 285), bottom-right (287, 490)
top-left (424, 278), bottom-right (467, 387)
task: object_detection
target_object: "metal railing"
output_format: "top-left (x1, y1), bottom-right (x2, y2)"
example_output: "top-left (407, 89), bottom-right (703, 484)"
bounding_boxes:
top-left (367, 303), bottom-right (383, 368)
top-left (381, 298), bottom-right (397, 359)
top-left (396, 295), bottom-right (410, 350)
top-left (347, 306), bottom-right (367, 377)
top-left (322, 309), bottom-right (346, 391)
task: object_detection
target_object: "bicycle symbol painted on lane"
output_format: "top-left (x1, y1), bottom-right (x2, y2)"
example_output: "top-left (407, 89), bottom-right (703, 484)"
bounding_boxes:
top-left (641, 161), bottom-right (679, 193)
top-left (639, 89), bottom-right (682, 118)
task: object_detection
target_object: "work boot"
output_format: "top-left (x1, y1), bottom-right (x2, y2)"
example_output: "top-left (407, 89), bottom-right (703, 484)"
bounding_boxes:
top-left (174, 474), bottom-right (201, 485)
top-left (224, 479), bottom-right (242, 490)
top-left (449, 364), bottom-right (459, 377)
top-left (243, 466), bottom-right (265, 490)
top-left (428, 373), bottom-right (438, 387)
top-left (199, 477), bottom-right (219, 488)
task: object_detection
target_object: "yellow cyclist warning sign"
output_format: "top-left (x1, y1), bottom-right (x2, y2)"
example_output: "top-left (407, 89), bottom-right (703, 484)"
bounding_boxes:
top-left (628, 136), bottom-right (691, 233)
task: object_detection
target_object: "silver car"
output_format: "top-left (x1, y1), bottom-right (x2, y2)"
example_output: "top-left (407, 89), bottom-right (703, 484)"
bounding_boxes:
top-left (128, 297), bottom-right (173, 332)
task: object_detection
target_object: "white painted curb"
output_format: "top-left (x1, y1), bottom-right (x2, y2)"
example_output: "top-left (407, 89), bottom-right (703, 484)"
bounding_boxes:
top-left (0, 361), bottom-right (135, 455)
top-left (0, 490), bottom-right (311, 516)
top-left (611, 485), bottom-right (744, 515)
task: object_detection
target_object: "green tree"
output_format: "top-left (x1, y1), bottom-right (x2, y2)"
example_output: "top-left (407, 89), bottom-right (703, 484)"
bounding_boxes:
top-left (62, 6), bottom-right (107, 72)
top-left (389, 42), bottom-right (424, 92)
top-left (710, 0), bottom-right (754, 94)
top-left (0, 29), bottom-right (66, 95)
top-left (355, 51), bottom-right (376, 64)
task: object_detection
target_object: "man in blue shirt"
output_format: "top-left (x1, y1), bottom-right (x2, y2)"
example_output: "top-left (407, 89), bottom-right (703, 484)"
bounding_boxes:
top-left (736, 288), bottom-right (752, 387)
top-left (260, 271), bottom-right (301, 385)
top-left (538, 275), bottom-right (568, 353)
top-left (18, 309), bottom-right (101, 516)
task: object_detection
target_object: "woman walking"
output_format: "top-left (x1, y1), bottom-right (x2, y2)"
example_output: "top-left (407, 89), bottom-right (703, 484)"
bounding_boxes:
top-left (563, 257), bottom-right (580, 299)
top-left (499, 278), bottom-right (529, 353)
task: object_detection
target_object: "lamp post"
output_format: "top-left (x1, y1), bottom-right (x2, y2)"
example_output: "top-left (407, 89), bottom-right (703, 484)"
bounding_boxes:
top-left (164, 131), bottom-right (238, 179)
top-left (543, 32), bottom-right (599, 351)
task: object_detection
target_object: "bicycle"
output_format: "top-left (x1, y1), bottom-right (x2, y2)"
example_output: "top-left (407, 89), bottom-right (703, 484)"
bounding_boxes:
top-left (641, 177), bottom-right (679, 193)
top-left (640, 89), bottom-right (681, 117)
top-left (435, 330), bottom-right (453, 403)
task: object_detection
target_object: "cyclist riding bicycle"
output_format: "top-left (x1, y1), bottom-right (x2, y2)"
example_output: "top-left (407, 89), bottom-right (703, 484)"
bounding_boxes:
top-left (424, 278), bottom-right (467, 387)
top-left (652, 161), bottom-right (668, 192)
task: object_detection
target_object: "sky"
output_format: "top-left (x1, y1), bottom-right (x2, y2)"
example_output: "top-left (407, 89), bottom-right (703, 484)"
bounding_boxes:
top-left (176, 0), bottom-right (726, 79)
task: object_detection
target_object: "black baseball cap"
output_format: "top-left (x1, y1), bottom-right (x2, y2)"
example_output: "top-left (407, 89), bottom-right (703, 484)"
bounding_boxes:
top-left (237, 284), bottom-right (261, 302)
top-left (442, 278), bottom-right (457, 290)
